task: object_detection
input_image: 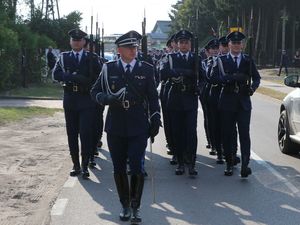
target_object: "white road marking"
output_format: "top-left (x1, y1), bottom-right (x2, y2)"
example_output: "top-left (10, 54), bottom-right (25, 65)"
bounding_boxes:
top-left (251, 151), bottom-right (300, 198)
top-left (63, 176), bottom-right (77, 188)
top-left (51, 198), bottom-right (68, 216)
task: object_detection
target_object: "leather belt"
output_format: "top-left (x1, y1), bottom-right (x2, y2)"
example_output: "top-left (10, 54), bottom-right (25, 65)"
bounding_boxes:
top-left (172, 83), bottom-right (194, 92)
top-left (121, 100), bottom-right (143, 110)
top-left (63, 84), bottom-right (89, 94)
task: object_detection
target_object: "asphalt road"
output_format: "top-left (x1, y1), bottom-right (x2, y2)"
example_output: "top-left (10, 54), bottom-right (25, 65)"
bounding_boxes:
top-left (49, 93), bottom-right (300, 225)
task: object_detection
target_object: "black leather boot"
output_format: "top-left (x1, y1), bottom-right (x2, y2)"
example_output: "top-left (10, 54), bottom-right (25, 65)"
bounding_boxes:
top-left (188, 155), bottom-right (197, 176)
top-left (169, 155), bottom-right (178, 165)
top-left (241, 156), bottom-right (252, 178)
top-left (81, 156), bottom-right (90, 179)
top-left (114, 173), bottom-right (131, 221)
top-left (89, 155), bottom-right (96, 168)
top-left (130, 174), bottom-right (144, 224)
top-left (175, 164), bottom-right (185, 175)
top-left (216, 153), bottom-right (224, 164)
top-left (70, 154), bottom-right (81, 176)
top-left (224, 155), bottom-right (233, 176)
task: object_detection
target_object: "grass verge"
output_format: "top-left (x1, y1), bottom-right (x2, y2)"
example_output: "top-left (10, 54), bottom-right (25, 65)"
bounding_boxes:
top-left (256, 86), bottom-right (287, 101)
top-left (1, 82), bottom-right (63, 99)
top-left (0, 107), bottom-right (62, 126)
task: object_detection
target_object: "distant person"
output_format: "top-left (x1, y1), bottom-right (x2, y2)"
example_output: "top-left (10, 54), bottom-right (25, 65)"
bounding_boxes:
top-left (278, 50), bottom-right (289, 76)
top-left (293, 50), bottom-right (300, 68)
top-left (47, 46), bottom-right (57, 70)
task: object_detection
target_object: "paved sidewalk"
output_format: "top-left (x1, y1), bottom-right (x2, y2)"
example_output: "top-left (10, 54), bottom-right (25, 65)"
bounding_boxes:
top-left (0, 99), bottom-right (62, 108)
top-left (259, 79), bottom-right (294, 95)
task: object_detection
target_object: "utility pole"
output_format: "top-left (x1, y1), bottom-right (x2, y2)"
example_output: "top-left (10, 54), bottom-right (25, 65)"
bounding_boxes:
top-left (42, 0), bottom-right (60, 20)
top-left (281, 6), bottom-right (288, 51)
top-left (30, 0), bottom-right (34, 19)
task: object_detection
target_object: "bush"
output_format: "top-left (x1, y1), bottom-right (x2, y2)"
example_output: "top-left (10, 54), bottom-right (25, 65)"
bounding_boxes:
top-left (0, 25), bottom-right (20, 90)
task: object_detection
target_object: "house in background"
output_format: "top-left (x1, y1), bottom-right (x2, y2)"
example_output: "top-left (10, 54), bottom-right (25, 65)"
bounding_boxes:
top-left (148, 20), bottom-right (171, 49)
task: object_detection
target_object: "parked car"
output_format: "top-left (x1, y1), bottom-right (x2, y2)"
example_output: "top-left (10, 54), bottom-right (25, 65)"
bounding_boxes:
top-left (278, 74), bottom-right (300, 154)
top-left (104, 52), bottom-right (115, 62)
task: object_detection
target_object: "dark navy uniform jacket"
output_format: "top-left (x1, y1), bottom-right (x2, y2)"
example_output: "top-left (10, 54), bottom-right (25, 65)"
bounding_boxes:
top-left (160, 52), bottom-right (202, 111)
top-left (90, 59), bottom-right (161, 137)
top-left (211, 53), bottom-right (261, 111)
top-left (53, 50), bottom-right (102, 109)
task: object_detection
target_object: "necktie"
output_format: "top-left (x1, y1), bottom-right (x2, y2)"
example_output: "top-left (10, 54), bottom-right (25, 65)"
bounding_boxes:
top-left (125, 64), bottom-right (131, 75)
top-left (183, 54), bottom-right (187, 61)
top-left (234, 56), bottom-right (238, 69)
top-left (75, 53), bottom-right (80, 65)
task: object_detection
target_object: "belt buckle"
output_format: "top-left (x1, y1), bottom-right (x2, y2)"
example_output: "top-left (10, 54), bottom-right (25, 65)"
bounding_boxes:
top-left (234, 85), bottom-right (239, 93)
top-left (122, 100), bottom-right (130, 109)
top-left (181, 84), bottom-right (186, 92)
top-left (73, 85), bottom-right (78, 92)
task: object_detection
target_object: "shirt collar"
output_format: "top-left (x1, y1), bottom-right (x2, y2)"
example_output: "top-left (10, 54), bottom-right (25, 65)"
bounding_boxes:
top-left (229, 52), bottom-right (241, 60)
top-left (120, 58), bottom-right (136, 71)
top-left (72, 49), bottom-right (84, 57)
top-left (179, 51), bottom-right (190, 58)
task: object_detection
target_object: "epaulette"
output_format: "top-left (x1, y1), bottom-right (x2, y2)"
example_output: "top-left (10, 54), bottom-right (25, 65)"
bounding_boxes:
top-left (61, 51), bottom-right (70, 55)
top-left (220, 54), bottom-right (227, 60)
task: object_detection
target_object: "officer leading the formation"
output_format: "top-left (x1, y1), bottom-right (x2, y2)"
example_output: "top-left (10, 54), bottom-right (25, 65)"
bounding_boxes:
top-left (90, 30), bottom-right (161, 224)
top-left (52, 28), bottom-right (102, 179)
top-left (160, 30), bottom-right (201, 176)
top-left (211, 31), bottom-right (261, 177)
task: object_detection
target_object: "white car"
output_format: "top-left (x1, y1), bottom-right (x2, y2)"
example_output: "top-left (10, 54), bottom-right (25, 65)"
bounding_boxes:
top-left (104, 52), bottom-right (115, 62)
top-left (278, 74), bottom-right (300, 154)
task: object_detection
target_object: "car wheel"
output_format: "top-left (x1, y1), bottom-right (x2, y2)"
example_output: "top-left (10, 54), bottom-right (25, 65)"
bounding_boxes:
top-left (278, 110), bottom-right (299, 154)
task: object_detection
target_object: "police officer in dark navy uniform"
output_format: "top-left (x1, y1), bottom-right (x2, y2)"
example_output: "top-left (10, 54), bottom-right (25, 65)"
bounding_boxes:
top-left (83, 37), bottom-right (105, 167)
top-left (219, 35), bottom-right (240, 166)
top-left (159, 34), bottom-right (178, 165)
top-left (90, 30), bottom-right (161, 224)
top-left (201, 38), bottom-right (220, 156)
top-left (204, 38), bottom-right (225, 164)
top-left (211, 31), bottom-right (261, 177)
top-left (218, 36), bottom-right (229, 55)
top-left (160, 30), bottom-right (201, 176)
top-left (52, 28), bottom-right (102, 179)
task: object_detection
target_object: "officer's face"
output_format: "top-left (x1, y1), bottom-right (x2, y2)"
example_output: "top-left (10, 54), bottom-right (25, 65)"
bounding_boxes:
top-left (70, 38), bottom-right (85, 51)
top-left (118, 46), bottom-right (137, 63)
top-left (229, 41), bottom-right (243, 55)
top-left (178, 39), bottom-right (191, 53)
top-left (219, 45), bottom-right (229, 54)
top-left (208, 47), bottom-right (219, 57)
top-left (171, 41), bottom-right (178, 51)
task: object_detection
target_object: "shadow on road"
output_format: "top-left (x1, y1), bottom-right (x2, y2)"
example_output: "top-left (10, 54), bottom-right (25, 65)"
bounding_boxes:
top-left (77, 145), bottom-right (300, 225)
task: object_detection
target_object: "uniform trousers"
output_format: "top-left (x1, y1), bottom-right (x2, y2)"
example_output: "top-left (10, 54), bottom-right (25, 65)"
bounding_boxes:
top-left (64, 107), bottom-right (95, 159)
top-left (221, 109), bottom-right (251, 164)
top-left (107, 134), bottom-right (148, 174)
top-left (170, 109), bottom-right (198, 164)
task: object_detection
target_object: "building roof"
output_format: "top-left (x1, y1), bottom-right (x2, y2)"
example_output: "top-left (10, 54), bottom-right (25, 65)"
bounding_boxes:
top-left (149, 20), bottom-right (171, 40)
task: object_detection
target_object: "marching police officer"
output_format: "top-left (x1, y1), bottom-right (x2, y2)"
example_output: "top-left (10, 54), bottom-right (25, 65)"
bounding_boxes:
top-left (204, 38), bottom-right (225, 164)
top-left (83, 37), bottom-right (105, 167)
top-left (52, 28), bottom-right (102, 179)
top-left (159, 34), bottom-right (177, 164)
top-left (218, 35), bottom-right (240, 166)
top-left (211, 31), bottom-right (261, 177)
top-left (90, 30), bottom-right (161, 224)
top-left (201, 38), bottom-right (220, 156)
top-left (218, 36), bottom-right (229, 55)
top-left (160, 30), bottom-right (201, 176)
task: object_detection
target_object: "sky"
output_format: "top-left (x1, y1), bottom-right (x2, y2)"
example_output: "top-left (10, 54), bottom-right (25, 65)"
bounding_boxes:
top-left (25, 0), bottom-right (179, 35)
